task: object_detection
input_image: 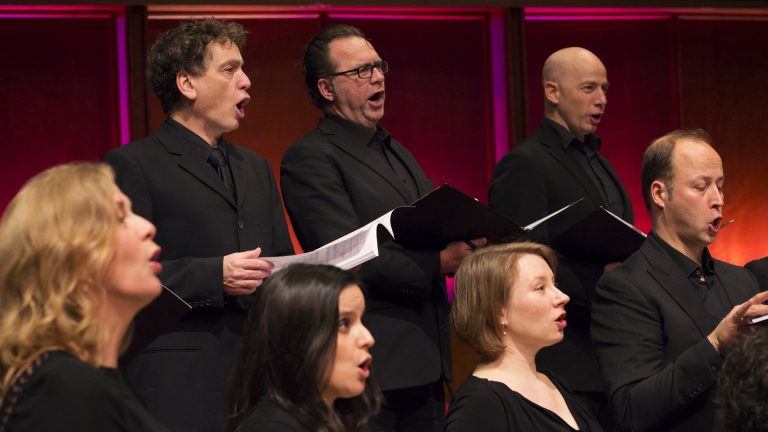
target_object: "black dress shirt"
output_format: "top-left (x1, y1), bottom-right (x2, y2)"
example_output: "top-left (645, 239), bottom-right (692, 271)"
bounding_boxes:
top-left (545, 118), bottom-right (625, 217)
top-left (648, 232), bottom-right (731, 319)
top-left (327, 115), bottom-right (419, 203)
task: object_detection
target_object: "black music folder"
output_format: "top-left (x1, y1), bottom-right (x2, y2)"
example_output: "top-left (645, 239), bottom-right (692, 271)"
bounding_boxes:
top-left (550, 206), bottom-right (646, 263)
top-left (386, 184), bottom-right (574, 250)
top-left (386, 184), bottom-right (523, 249)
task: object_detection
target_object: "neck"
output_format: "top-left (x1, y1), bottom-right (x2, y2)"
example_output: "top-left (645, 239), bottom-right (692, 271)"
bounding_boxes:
top-left (545, 112), bottom-right (584, 142)
top-left (321, 393), bottom-right (335, 409)
top-left (96, 300), bottom-right (135, 368)
top-left (170, 111), bottom-right (221, 147)
top-left (654, 223), bottom-right (705, 266)
top-left (479, 338), bottom-right (539, 377)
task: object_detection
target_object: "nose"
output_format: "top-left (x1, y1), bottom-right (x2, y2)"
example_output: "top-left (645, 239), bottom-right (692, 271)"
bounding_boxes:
top-left (138, 215), bottom-right (156, 241)
top-left (711, 186), bottom-right (724, 209)
top-left (239, 70), bottom-right (251, 91)
top-left (370, 66), bottom-right (385, 84)
top-left (359, 324), bottom-right (375, 349)
top-left (553, 285), bottom-right (570, 306)
top-left (596, 88), bottom-right (607, 108)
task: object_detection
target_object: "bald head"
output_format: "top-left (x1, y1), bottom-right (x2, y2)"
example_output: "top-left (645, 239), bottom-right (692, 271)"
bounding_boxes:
top-left (542, 47), bottom-right (605, 85)
top-left (542, 47), bottom-right (609, 141)
top-left (641, 129), bottom-right (724, 261)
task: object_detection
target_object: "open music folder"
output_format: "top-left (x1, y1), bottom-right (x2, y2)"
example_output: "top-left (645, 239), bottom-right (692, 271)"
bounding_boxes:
top-left (548, 206), bottom-right (647, 263)
top-left (264, 184), bottom-right (579, 272)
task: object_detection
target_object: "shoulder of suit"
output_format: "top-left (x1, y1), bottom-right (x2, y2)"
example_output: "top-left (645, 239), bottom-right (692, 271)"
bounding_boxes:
top-left (105, 134), bottom-right (160, 157)
top-left (284, 126), bottom-right (339, 159)
top-left (714, 258), bottom-right (755, 278)
top-left (226, 141), bottom-right (268, 163)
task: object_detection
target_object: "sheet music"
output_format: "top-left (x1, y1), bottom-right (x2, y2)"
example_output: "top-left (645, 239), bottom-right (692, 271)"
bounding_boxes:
top-left (264, 211), bottom-right (396, 272)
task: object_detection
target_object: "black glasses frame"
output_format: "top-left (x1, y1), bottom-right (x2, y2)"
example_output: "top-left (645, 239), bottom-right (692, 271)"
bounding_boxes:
top-left (324, 60), bottom-right (388, 80)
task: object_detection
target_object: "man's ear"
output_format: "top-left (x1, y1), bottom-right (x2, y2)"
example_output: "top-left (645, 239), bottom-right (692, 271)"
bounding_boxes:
top-left (317, 78), bottom-right (334, 103)
top-left (651, 180), bottom-right (668, 209)
top-left (176, 70), bottom-right (197, 102)
top-left (544, 80), bottom-right (560, 105)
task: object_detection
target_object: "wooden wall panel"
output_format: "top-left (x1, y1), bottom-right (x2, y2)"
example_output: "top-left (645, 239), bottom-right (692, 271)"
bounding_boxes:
top-left (0, 14), bottom-right (122, 210)
top-left (677, 17), bottom-right (768, 264)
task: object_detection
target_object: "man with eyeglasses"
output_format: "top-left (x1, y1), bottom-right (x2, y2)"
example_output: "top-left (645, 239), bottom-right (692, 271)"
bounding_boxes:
top-left (281, 24), bottom-right (479, 432)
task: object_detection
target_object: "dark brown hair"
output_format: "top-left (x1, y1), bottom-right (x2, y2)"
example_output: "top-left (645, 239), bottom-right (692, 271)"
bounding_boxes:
top-left (147, 18), bottom-right (246, 114)
top-left (303, 24), bottom-right (366, 108)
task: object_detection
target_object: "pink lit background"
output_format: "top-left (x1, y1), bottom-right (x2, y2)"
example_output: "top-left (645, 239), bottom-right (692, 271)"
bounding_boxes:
top-left (2, 5), bottom-right (765, 261)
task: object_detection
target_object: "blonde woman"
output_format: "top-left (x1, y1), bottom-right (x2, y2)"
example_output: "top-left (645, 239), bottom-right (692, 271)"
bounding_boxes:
top-left (446, 242), bottom-right (601, 431)
top-left (0, 163), bottom-right (168, 431)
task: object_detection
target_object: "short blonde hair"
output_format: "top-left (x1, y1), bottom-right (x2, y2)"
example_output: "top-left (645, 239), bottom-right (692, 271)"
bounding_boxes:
top-left (451, 242), bottom-right (557, 362)
top-left (0, 163), bottom-right (120, 397)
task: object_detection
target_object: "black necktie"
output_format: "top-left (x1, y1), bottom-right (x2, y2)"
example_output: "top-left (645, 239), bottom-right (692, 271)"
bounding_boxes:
top-left (208, 147), bottom-right (234, 200)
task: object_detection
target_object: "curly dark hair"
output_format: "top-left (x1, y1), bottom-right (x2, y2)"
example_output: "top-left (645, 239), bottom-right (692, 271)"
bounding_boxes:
top-left (226, 264), bottom-right (381, 432)
top-left (303, 24), bottom-right (366, 109)
top-left (716, 327), bottom-right (768, 432)
top-left (147, 18), bottom-right (247, 114)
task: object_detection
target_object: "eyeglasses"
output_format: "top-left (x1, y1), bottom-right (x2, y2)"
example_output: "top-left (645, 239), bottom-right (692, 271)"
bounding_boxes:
top-left (325, 60), bottom-right (389, 80)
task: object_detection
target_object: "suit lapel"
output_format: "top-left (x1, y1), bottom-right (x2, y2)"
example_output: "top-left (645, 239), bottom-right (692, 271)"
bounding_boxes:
top-left (642, 238), bottom-right (721, 335)
top-left (387, 141), bottom-right (432, 199)
top-left (536, 126), bottom-right (605, 207)
top-left (155, 122), bottom-right (237, 209)
top-left (597, 154), bottom-right (634, 222)
top-left (319, 118), bottom-right (415, 204)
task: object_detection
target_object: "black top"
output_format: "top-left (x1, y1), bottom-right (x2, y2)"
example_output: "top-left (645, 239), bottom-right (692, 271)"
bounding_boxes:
top-left (238, 401), bottom-right (310, 432)
top-left (445, 373), bottom-right (603, 432)
top-left (545, 118), bottom-right (625, 217)
top-left (0, 351), bottom-right (168, 432)
top-left (326, 115), bottom-right (419, 202)
top-left (745, 256), bottom-right (768, 291)
top-left (648, 232), bottom-right (730, 318)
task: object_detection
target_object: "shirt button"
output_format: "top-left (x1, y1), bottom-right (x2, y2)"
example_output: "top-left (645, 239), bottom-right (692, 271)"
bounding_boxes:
top-left (238, 220), bottom-right (244, 229)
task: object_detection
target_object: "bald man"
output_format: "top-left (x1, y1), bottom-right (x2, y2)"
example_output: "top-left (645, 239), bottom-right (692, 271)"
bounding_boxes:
top-left (591, 129), bottom-right (765, 431)
top-left (489, 47), bottom-right (632, 424)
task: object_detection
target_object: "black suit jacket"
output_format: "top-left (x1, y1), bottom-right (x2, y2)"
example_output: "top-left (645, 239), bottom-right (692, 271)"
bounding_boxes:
top-left (103, 121), bottom-right (293, 432)
top-left (591, 234), bottom-right (760, 432)
top-left (488, 119), bottom-right (633, 391)
top-left (745, 257), bottom-right (768, 291)
top-left (280, 117), bottom-right (447, 391)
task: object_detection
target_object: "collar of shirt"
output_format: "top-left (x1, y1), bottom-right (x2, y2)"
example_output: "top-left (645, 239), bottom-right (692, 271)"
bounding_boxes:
top-left (326, 114), bottom-right (390, 149)
top-left (165, 118), bottom-right (226, 159)
top-left (542, 117), bottom-right (602, 156)
top-left (648, 231), bottom-right (716, 279)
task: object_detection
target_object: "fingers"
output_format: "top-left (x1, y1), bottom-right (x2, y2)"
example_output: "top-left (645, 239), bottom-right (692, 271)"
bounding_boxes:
top-left (748, 289), bottom-right (768, 306)
top-left (732, 290), bottom-right (768, 321)
top-left (242, 247), bottom-right (262, 258)
top-left (223, 248), bottom-right (273, 296)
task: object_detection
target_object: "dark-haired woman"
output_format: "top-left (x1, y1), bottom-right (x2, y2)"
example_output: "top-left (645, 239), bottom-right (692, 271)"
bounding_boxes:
top-left (445, 242), bottom-right (602, 431)
top-left (227, 264), bottom-right (380, 432)
top-left (0, 163), bottom-right (168, 431)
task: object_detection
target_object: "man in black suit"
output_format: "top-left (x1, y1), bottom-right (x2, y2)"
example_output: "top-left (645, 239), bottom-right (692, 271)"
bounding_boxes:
top-left (104, 19), bottom-right (293, 432)
top-left (488, 47), bottom-right (632, 422)
top-left (591, 129), bottom-right (768, 431)
top-left (745, 257), bottom-right (768, 290)
top-left (281, 25), bottom-right (481, 432)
